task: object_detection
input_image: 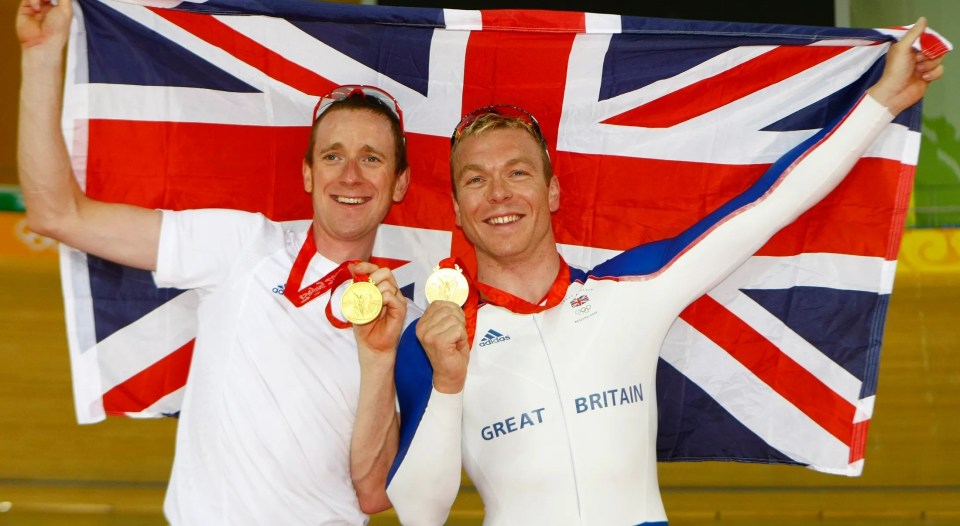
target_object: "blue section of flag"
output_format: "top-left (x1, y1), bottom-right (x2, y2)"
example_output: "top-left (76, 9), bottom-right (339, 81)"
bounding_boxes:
top-left (175, 0), bottom-right (447, 28)
top-left (291, 20), bottom-right (435, 96)
top-left (88, 255), bottom-right (186, 343)
top-left (742, 287), bottom-right (890, 397)
top-left (618, 16), bottom-right (891, 45)
top-left (604, 18), bottom-right (893, 109)
top-left (762, 63), bottom-right (882, 132)
top-left (656, 358), bottom-right (799, 464)
top-left (82, 0), bottom-right (259, 92)
top-left (400, 282), bottom-right (416, 304)
top-left (600, 36), bottom-right (732, 101)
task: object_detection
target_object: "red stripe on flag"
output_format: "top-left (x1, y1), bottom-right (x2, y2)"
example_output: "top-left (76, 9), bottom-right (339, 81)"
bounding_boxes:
top-left (369, 256), bottom-right (410, 270)
top-left (457, 29), bottom-right (579, 274)
top-left (384, 134), bottom-right (457, 232)
top-left (759, 158), bottom-right (907, 258)
top-left (555, 152), bottom-right (767, 251)
top-left (87, 120), bottom-right (314, 220)
top-left (149, 8), bottom-right (337, 97)
top-left (103, 340), bottom-right (195, 415)
top-left (918, 31), bottom-right (950, 59)
top-left (602, 46), bottom-right (849, 128)
top-left (88, 120), bottom-right (455, 231)
top-left (680, 295), bottom-right (856, 447)
top-left (554, 153), bottom-right (898, 257)
top-left (849, 419), bottom-right (870, 463)
top-left (87, 121), bottom-right (903, 260)
top-left (480, 10), bottom-right (585, 32)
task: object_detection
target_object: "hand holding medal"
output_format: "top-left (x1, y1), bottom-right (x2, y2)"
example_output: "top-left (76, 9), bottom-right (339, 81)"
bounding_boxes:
top-left (284, 232), bottom-right (397, 328)
top-left (341, 274), bottom-right (383, 325)
top-left (424, 262), bottom-right (470, 306)
top-left (347, 261), bottom-right (407, 357)
top-left (416, 258), bottom-right (477, 393)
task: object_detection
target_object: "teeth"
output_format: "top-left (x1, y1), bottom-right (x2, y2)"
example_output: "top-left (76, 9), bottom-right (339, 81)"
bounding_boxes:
top-left (336, 196), bottom-right (366, 204)
top-left (488, 215), bottom-right (520, 225)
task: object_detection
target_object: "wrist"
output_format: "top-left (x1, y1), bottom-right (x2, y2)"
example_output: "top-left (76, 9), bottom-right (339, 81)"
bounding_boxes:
top-left (433, 373), bottom-right (465, 394)
top-left (865, 85), bottom-right (896, 113)
top-left (358, 346), bottom-right (396, 370)
top-left (22, 45), bottom-right (66, 71)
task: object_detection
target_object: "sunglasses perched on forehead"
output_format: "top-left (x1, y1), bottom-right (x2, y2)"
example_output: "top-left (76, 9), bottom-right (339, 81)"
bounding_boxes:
top-left (311, 85), bottom-right (405, 131)
top-left (451, 105), bottom-right (547, 151)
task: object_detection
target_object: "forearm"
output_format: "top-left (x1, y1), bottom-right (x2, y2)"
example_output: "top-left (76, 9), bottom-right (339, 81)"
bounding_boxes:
top-left (18, 38), bottom-right (162, 269)
top-left (387, 389), bottom-right (463, 526)
top-left (662, 94), bottom-right (894, 308)
top-left (351, 346), bottom-right (400, 514)
top-left (18, 45), bottom-right (80, 238)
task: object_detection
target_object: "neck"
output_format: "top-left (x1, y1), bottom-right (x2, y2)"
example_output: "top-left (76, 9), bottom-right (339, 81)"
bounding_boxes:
top-left (310, 225), bottom-right (374, 264)
top-left (476, 250), bottom-right (561, 305)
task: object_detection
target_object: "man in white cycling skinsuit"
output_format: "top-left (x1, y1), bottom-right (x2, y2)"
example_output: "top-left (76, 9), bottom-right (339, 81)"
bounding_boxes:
top-left (382, 19), bottom-right (945, 526)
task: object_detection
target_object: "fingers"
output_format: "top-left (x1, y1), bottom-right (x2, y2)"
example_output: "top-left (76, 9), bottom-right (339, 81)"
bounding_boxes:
top-left (900, 17), bottom-right (927, 50)
top-left (416, 301), bottom-right (468, 354)
top-left (917, 55), bottom-right (945, 81)
top-left (415, 301), bottom-right (469, 393)
top-left (21, 0), bottom-right (61, 13)
top-left (350, 262), bottom-right (402, 298)
top-left (891, 18), bottom-right (928, 63)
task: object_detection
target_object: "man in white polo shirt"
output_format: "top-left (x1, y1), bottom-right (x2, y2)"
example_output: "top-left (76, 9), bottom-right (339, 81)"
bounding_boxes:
top-left (18, 0), bottom-right (413, 523)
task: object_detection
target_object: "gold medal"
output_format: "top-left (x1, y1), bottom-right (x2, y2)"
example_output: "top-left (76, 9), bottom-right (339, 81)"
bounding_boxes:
top-left (424, 265), bottom-right (470, 306)
top-left (341, 279), bottom-right (383, 325)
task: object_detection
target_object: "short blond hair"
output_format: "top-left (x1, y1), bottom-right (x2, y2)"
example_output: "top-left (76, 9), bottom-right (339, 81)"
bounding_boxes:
top-left (450, 112), bottom-right (553, 194)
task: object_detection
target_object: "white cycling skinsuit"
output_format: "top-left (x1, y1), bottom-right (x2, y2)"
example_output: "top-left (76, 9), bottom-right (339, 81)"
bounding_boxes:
top-left (387, 95), bottom-right (894, 526)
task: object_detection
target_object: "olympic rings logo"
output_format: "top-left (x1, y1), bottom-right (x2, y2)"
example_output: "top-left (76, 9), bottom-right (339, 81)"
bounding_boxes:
top-left (15, 218), bottom-right (57, 252)
top-left (573, 305), bottom-right (592, 315)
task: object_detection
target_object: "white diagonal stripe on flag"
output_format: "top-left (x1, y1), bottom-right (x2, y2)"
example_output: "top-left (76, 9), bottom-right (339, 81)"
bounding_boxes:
top-left (716, 253), bottom-right (896, 294)
top-left (662, 317), bottom-right (857, 474)
top-left (94, 290), bottom-right (199, 393)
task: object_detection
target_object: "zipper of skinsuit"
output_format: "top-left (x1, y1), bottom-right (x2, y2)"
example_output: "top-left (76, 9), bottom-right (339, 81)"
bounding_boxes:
top-left (532, 313), bottom-right (584, 522)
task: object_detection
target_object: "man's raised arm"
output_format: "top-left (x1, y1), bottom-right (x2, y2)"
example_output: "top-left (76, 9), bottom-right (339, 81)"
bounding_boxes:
top-left (649, 18), bottom-right (945, 313)
top-left (18, 0), bottom-right (161, 271)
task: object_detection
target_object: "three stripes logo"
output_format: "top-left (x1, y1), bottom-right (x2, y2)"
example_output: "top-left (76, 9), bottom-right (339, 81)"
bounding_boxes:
top-left (478, 329), bottom-right (511, 347)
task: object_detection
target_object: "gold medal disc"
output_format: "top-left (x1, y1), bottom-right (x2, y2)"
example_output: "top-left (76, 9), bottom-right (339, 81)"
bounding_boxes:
top-left (341, 279), bottom-right (383, 325)
top-left (424, 266), bottom-right (470, 306)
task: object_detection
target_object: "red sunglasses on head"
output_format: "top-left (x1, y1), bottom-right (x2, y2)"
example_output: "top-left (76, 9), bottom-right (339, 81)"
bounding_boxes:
top-left (451, 105), bottom-right (547, 153)
top-left (311, 85), bottom-right (404, 132)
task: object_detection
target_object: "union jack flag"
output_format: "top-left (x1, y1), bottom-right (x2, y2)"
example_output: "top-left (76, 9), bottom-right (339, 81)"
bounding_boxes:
top-left (570, 295), bottom-right (590, 308)
top-left (60, 0), bottom-right (950, 476)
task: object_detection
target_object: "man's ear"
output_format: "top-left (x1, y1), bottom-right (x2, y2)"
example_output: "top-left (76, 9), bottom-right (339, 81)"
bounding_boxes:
top-left (548, 176), bottom-right (560, 213)
top-left (452, 193), bottom-right (461, 227)
top-left (302, 159), bottom-right (313, 193)
top-left (393, 167), bottom-right (411, 202)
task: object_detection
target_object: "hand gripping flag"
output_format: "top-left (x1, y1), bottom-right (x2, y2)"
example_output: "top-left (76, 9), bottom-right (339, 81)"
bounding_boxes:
top-left (59, 0), bottom-right (951, 476)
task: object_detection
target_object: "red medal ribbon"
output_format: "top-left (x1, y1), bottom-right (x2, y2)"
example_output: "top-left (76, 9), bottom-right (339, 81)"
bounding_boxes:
top-left (475, 255), bottom-right (570, 315)
top-left (283, 231), bottom-right (359, 329)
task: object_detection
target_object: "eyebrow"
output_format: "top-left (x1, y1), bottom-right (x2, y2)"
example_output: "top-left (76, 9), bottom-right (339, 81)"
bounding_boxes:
top-left (456, 158), bottom-right (539, 186)
top-left (317, 142), bottom-right (388, 158)
top-left (459, 157), bottom-right (536, 172)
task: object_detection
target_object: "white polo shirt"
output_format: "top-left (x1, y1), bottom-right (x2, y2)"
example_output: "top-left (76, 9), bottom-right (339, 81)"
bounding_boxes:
top-left (155, 209), bottom-right (376, 526)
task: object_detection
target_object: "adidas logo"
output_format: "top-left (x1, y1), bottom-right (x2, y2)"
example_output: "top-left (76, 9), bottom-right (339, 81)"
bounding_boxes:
top-left (478, 329), bottom-right (511, 347)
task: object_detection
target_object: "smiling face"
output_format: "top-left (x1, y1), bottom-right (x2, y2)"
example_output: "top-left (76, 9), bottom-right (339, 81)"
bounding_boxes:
top-left (302, 107), bottom-right (409, 260)
top-left (451, 127), bottom-right (559, 268)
